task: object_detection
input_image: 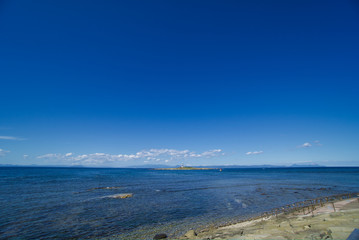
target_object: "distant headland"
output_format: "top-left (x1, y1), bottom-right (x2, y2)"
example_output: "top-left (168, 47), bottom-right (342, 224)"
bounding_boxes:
top-left (154, 166), bottom-right (218, 170)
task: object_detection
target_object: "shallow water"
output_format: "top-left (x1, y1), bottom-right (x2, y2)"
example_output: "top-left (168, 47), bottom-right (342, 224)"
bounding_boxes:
top-left (0, 167), bottom-right (358, 239)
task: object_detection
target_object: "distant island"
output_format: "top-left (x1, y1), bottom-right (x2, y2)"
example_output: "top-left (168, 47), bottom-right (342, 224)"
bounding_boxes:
top-left (154, 166), bottom-right (218, 170)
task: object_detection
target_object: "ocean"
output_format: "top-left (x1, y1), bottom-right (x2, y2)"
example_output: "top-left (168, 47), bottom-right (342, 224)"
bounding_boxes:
top-left (0, 167), bottom-right (358, 239)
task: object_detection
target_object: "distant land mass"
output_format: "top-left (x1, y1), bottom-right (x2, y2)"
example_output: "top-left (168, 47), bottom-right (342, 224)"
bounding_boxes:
top-left (0, 163), bottom-right (333, 168)
top-left (154, 166), bottom-right (217, 170)
top-left (194, 163), bottom-right (324, 168)
top-left (0, 164), bottom-right (87, 168)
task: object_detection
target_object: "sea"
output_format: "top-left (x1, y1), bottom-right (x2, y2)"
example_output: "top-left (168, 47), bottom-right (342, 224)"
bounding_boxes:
top-left (0, 167), bottom-right (358, 239)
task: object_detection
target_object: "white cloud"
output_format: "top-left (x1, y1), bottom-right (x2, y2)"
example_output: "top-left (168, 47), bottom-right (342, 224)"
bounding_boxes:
top-left (0, 136), bottom-right (25, 140)
top-left (23, 154), bottom-right (29, 159)
top-left (36, 148), bottom-right (223, 166)
top-left (37, 153), bottom-right (62, 159)
top-left (0, 149), bottom-right (10, 157)
top-left (245, 151), bottom-right (263, 155)
top-left (200, 149), bottom-right (223, 157)
top-left (298, 142), bottom-right (312, 148)
top-left (297, 141), bottom-right (323, 148)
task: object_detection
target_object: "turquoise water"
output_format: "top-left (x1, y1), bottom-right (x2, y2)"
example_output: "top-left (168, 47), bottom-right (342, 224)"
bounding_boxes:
top-left (0, 167), bottom-right (358, 239)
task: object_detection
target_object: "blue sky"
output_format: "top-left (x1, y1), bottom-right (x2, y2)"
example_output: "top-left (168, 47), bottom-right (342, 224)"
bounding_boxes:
top-left (1, 0), bottom-right (358, 167)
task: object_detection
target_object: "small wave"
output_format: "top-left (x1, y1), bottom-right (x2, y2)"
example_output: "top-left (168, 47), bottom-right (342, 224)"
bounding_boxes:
top-left (88, 186), bottom-right (122, 191)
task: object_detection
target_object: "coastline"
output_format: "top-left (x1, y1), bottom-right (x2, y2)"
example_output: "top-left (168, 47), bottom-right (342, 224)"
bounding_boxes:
top-left (179, 193), bottom-right (359, 239)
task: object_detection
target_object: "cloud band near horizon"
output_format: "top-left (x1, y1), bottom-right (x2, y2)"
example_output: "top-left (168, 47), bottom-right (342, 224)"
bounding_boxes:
top-left (36, 148), bottom-right (224, 166)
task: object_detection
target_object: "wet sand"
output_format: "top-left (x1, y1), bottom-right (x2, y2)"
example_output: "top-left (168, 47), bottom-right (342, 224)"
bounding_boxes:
top-left (182, 197), bottom-right (359, 239)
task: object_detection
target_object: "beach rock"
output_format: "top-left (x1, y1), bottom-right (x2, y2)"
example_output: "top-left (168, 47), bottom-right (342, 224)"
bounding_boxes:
top-left (303, 224), bottom-right (311, 230)
top-left (319, 229), bottom-right (333, 239)
top-left (153, 233), bottom-right (168, 239)
top-left (278, 221), bottom-right (292, 228)
top-left (184, 230), bottom-right (197, 238)
top-left (307, 233), bottom-right (321, 240)
top-left (329, 212), bottom-right (344, 217)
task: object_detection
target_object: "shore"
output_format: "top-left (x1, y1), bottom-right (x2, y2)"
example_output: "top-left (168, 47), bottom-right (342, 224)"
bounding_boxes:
top-left (180, 195), bottom-right (359, 240)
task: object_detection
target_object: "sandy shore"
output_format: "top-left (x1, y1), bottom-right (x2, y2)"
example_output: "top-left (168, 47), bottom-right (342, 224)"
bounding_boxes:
top-left (181, 196), bottom-right (359, 240)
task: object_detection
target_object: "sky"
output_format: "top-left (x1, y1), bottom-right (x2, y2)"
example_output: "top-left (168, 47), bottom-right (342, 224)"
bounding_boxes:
top-left (1, 0), bottom-right (359, 167)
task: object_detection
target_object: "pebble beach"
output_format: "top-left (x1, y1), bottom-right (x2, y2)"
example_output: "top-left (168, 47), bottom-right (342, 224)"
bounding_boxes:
top-left (181, 196), bottom-right (359, 239)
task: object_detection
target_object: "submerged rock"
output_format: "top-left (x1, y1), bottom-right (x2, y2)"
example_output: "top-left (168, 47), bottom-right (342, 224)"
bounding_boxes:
top-left (153, 233), bottom-right (167, 239)
top-left (103, 193), bottom-right (133, 199)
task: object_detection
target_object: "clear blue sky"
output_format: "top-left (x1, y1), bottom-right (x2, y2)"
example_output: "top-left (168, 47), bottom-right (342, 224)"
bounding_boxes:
top-left (1, 0), bottom-right (358, 167)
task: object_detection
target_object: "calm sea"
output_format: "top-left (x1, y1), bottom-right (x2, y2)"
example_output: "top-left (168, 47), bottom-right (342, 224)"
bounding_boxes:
top-left (0, 167), bottom-right (358, 239)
